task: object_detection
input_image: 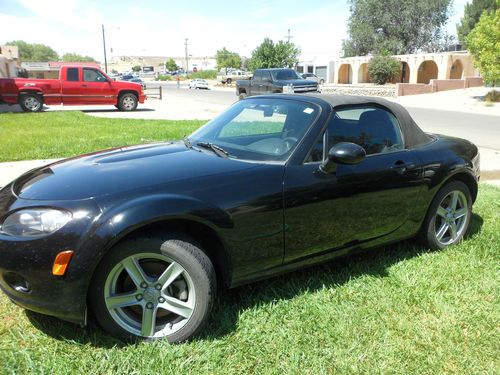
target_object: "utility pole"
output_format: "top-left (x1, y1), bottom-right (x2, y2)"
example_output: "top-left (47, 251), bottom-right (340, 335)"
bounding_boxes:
top-left (184, 38), bottom-right (189, 73)
top-left (102, 24), bottom-right (108, 73)
top-left (285, 28), bottom-right (294, 43)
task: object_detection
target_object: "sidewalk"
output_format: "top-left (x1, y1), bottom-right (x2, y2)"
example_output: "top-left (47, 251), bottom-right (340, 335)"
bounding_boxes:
top-left (1, 150), bottom-right (498, 189)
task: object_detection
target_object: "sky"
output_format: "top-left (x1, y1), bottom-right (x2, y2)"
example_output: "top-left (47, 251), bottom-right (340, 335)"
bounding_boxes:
top-left (0, 0), bottom-right (469, 62)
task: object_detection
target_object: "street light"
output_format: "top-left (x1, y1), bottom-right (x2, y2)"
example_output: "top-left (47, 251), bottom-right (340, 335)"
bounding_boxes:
top-left (101, 24), bottom-right (120, 73)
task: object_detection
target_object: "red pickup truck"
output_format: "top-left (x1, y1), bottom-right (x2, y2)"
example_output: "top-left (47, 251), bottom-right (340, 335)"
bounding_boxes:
top-left (0, 65), bottom-right (146, 112)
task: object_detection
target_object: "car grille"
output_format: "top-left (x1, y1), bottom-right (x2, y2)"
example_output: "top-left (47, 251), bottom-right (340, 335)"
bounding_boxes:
top-left (293, 85), bottom-right (318, 93)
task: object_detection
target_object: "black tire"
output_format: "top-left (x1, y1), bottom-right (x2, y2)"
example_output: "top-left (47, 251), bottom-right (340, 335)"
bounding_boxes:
top-left (19, 93), bottom-right (43, 112)
top-left (419, 181), bottom-right (472, 250)
top-left (319, 79), bottom-right (325, 85)
top-left (117, 93), bottom-right (138, 111)
top-left (238, 92), bottom-right (247, 100)
top-left (226, 78), bottom-right (232, 85)
top-left (90, 233), bottom-right (216, 343)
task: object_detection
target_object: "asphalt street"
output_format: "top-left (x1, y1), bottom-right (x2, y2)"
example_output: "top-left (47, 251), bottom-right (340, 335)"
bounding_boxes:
top-left (150, 82), bottom-right (500, 151)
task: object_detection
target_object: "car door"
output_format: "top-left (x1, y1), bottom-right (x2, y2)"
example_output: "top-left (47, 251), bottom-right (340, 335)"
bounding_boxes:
top-left (283, 105), bottom-right (424, 262)
top-left (80, 68), bottom-right (115, 104)
top-left (250, 70), bottom-right (264, 95)
top-left (61, 67), bottom-right (84, 105)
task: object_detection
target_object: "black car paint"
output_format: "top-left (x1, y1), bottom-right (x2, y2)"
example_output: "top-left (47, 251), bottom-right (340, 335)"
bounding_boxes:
top-left (0, 94), bottom-right (479, 325)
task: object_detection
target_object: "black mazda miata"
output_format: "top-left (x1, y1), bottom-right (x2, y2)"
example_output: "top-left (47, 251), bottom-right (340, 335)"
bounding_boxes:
top-left (0, 94), bottom-right (480, 343)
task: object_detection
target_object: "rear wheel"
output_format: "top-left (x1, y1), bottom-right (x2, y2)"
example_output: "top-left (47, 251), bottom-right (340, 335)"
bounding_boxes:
top-left (118, 93), bottom-right (138, 111)
top-left (19, 93), bottom-right (43, 112)
top-left (419, 181), bottom-right (472, 250)
top-left (90, 234), bottom-right (216, 343)
top-left (226, 78), bottom-right (232, 85)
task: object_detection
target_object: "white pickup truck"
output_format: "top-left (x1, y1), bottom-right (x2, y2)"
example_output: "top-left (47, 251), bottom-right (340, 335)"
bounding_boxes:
top-left (216, 69), bottom-right (252, 85)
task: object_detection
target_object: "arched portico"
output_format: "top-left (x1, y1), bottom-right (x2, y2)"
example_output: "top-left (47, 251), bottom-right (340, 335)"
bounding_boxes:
top-left (338, 64), bottom-right (353, 84)
top-left (357, 63), bottom-right (370, 83)
top-left (450, 59), bottom-right (464, 79)
top-left (417, 60), bottom-right (438, 84)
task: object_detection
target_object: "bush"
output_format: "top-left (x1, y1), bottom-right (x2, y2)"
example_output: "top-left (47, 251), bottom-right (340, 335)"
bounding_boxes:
top-left (186, 70), bottom-right (217, 80)
top-left (156, 74), bottom-right (172, 81)
top-left (131, 65), bottom-right (141, 72)
top-left (367, 55), bottom-right (401, 85)
top-left (485, 90), bottom-right (500, 102)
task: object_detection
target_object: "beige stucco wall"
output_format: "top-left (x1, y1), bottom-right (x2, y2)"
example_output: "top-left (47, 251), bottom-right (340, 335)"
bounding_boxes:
top-left (332, 51), bottom-right (479, 85)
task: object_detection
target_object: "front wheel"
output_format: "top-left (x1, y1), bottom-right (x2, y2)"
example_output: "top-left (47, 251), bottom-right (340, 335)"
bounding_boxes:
top-left (419, 181), bottom-right (472, 250)
top-left (90, 234), bottom-right (216, 343)
top-left (226, 78), bottom-right (232, 85)
top-left (118, 93), bottom-right (138, 111)
top-left (19, 93), bottom-right (43, 112)
top-left (238, 92), bottom-right (247, 100)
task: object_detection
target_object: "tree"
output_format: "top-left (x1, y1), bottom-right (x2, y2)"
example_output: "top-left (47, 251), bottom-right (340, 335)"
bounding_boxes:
top-left (131, 65), bottom-right (142, 72)
top-left (247, 38), bottom-right (301, 71)
top-left (5, 40), bottom-right (59, 61)
top-left (457, 0), bottom-right (498, 46)
top-left (165, 58), bottom-right (178, 72)
top-left (342, 0), bottom-right (453, 57)
top-left (62, 53), bottom-right (96, 62)
top-left (367, 55), bottom-right (401, 84)
top-left (466, 9), bottom-right (500, 85)
top-left (216, 47), bottom-right (242, 71)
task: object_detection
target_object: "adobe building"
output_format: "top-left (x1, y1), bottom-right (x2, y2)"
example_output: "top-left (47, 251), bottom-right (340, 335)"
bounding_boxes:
top-left (332, 51), bottom-right (478, 85)
top-left (0, 45), bottom-right (19, 78)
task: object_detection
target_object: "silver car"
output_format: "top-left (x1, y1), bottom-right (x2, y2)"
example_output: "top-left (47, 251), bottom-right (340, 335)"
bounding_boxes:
top-left (301, 73), bottom-right (325, 84)
top-left (189, 79), bottom-right (209, 90)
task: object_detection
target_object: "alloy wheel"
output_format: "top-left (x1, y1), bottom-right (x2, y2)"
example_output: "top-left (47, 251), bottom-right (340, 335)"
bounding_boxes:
top-left (433, 190), bottom-right (469, 246)
top-left (103, 253), bottom-right (196, 338)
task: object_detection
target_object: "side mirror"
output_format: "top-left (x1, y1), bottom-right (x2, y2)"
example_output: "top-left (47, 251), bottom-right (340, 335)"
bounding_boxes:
top-left (320, 142), bottom-right (366, 174)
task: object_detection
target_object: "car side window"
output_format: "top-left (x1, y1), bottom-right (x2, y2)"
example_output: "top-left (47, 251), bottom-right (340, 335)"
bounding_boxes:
top-left (253, 71), bottom-right (263, 81)
top-left (305, 106), bottom-right (404, 163)
top-left (66, 68), bottom-right (79, 81)
top-left (83, 68), bottom-right (107, 82)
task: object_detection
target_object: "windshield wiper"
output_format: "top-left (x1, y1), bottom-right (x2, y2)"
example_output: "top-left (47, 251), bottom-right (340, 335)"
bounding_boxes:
top-left (196, 142), bottom-right (230, 158)
top-left (183, 136), bottom-right (193, 149)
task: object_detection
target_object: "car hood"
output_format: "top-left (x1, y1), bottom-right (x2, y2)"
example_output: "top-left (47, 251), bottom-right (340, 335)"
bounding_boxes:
top-left (275, 79), bottom-right (317, 86)
top-left (13, 142), bottom-right (259, 201)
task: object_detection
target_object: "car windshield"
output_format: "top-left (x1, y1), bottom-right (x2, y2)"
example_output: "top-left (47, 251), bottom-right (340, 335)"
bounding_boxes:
top-left (188, 98), bottom-right (319, 162)
top-left (271, 70), bottom-right (302, 81)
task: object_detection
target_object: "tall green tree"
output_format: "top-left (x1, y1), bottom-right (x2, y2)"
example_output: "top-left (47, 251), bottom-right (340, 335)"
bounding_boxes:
top-left (5, 40), bottom-right (59, 61)
top-left (466, 9), bottom-right (500, 85)
top-left (216, 47), bottom-right (242, 71)
top-left (165, 58), bottom-right (178, 71)
top-left (62, 53), bottom-right (96, 62)
top-left (342, 0), bottom-right (453, 57)
top-left (247, 38), bottom-right (300, 70)
top-left (457, 0), bottom-right (498, 46)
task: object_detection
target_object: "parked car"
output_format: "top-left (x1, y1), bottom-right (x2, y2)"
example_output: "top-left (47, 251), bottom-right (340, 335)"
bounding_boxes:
top-left (129, 78), bottom-right (146, 89)
top-left (121, 74), bottom-right (134, 81)
top-left (216, 69), bottom-right (252, 85)
top-left (301, 73), bottom-right (325, 84)
top-left (236, 68), bottom-right (318, 100)
top-left (0, 94), bottom-right (479, 343)
top-left (188, 79), bottom-right (209, 90)
top-left (0, 65), bottom-right (146, 112)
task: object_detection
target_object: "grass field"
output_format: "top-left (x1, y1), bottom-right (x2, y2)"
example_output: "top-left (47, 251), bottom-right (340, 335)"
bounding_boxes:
top-left (0, 184), bottom-right (498, 374)
top-left (0, 112), bottom-right (206, 162)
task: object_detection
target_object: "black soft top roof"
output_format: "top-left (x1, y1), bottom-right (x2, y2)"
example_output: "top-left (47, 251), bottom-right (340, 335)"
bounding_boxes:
top-left (264, 93), bottom-right (431, 149)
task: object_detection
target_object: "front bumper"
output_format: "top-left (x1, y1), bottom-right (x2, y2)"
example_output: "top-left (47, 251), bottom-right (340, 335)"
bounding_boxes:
top-left (139, 93), bottom-right (147, 103)
top-left (0, 184), bottom-right (101, 324)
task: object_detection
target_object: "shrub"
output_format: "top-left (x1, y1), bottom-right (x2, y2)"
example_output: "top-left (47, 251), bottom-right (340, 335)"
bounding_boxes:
top-left (156, 74), bottom-right (172, 81)
top-left (367, 55), bottom-right (401, 85)
top-left (485, 90), bottom-right (500, 102)
top-left (187, 70), bottom-right (217, 80)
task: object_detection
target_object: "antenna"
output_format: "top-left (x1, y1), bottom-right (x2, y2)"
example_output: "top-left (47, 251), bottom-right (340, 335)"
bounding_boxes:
top-left (285, 29), bottom-right (294, 43)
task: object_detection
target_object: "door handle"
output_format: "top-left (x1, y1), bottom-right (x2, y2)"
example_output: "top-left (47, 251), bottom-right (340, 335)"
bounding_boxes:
top-left (81, 84), bottom-right (88, 87)
top-left (391, 160), bottom-right (416, 175)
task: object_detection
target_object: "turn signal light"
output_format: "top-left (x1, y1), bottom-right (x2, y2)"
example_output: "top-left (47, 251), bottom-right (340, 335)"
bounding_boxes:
top-left (52, 250), bottom-right (74, 276)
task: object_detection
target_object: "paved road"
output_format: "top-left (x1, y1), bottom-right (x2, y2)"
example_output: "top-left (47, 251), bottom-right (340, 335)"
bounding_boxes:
top-left (150, 83), bottom-right (500, 151)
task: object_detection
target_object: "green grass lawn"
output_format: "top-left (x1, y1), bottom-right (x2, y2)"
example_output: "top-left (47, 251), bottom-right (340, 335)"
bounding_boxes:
top-left (0, 112), bottom-right (206, 162)
top-left (0, 184), bottom-right (498, 374)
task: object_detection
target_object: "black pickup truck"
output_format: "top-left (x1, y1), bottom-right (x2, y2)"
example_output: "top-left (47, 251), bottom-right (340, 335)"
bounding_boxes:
top-left (236, 68), bottom-right (319, 99)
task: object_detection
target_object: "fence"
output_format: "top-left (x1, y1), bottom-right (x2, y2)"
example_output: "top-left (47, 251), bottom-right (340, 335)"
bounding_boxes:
top-left (145, 85), bottom-right (162, 100)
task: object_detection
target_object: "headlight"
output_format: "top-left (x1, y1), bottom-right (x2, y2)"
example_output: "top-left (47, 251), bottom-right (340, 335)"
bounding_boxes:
top-left (0, 208), bottom-right (72, 237)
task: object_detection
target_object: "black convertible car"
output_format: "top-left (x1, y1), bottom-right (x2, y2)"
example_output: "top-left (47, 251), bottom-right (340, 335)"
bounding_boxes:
top-left (0, 94), bottom-right (480, 343)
